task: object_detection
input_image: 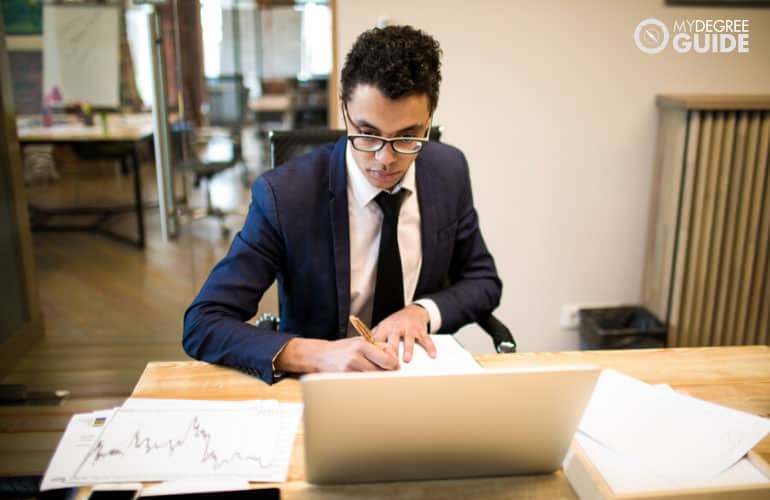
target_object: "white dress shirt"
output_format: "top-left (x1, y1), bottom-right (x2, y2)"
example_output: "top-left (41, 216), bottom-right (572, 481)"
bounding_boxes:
top-left (345, 144), bottom-right (442, 337)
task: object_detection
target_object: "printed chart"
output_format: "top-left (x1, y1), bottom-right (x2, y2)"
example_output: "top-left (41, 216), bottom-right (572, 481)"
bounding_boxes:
top-left (73, 400), bottom-right (301, 482)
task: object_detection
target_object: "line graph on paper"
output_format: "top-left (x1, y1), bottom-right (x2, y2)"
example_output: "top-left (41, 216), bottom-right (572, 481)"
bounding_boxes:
top-left (72, 401), bottom-right (302, 482)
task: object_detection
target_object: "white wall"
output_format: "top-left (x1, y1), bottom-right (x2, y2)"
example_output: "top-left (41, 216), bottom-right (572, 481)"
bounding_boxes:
top-left (336, 0), bottom-right (770, 353)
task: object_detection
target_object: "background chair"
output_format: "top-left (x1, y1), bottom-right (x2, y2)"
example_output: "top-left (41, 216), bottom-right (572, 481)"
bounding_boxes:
top-left (262, 127), bottom-right (516, 353)
top-left (254, 78), bottom-right (296, 136)
top-left (174, 75), bottom-right (249, 238)
top-left (292, 77), bottom-right (329, 129)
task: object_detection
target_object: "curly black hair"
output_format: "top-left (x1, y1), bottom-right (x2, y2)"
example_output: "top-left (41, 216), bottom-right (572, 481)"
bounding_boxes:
top-left (341, 25), bottom-right (442, 114)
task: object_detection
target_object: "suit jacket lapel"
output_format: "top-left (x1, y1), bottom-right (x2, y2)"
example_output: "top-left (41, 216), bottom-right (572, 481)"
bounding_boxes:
top-left (415, 151), bottom-right (438, 296)
top-left (329, 137), bottom-right (350, 338)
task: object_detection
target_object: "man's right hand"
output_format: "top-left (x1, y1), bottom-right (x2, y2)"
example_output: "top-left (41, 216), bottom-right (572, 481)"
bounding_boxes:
top-left (274, 337), bottom-right (399, 374)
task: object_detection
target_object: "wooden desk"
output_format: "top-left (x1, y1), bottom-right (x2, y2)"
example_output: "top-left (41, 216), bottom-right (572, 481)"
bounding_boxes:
top-left (16, 114), bottom-right (155, 248)
top-left (129, 346), bottom-right (770, 499)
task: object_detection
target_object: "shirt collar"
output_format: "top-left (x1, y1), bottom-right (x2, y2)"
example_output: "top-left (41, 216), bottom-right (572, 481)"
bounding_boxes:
top-left (346, 142), bottom-right (416, 209)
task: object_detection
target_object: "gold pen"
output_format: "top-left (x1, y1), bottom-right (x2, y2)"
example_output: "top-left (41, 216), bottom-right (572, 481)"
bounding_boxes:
top-left (349, 315), bottom-right (376, 344)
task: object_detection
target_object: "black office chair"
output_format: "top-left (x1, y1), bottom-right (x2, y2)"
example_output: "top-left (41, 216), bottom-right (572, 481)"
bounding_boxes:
top-left (292, 77), bottom-right (329, 129)
top-left (184, 75), bottom-right (249, 238)
top-left (262, 127), bottom-right (516, 353)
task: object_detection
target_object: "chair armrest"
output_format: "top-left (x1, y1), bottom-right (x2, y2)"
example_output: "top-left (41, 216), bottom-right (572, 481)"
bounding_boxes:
top-left (477, 315), bottom-right (517, 353)
top-left (255, 312), bottom-right (280, 330)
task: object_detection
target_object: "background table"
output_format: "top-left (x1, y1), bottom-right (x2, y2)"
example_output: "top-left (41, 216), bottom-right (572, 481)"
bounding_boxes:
top-left (17, 114), bottom-right (154, 248)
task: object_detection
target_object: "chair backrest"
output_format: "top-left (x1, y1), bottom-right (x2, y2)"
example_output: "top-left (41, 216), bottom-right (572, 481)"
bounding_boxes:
top-left (269, 126), bottom-right (444, 168)
top-left (205, 75), bottom-right (248, 131)
top-left (269, 128), bottom-right (344, 168)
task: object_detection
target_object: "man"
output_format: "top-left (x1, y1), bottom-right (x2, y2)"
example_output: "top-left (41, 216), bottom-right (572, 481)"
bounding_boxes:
top-left (183, 25), bottom-right (502, 384)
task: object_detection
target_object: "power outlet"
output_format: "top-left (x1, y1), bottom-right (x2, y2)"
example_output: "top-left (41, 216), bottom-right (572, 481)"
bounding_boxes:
top-left (560, 304), bottom-right (582, 330)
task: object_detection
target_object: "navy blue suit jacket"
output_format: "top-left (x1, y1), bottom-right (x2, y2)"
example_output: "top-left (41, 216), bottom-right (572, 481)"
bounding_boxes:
top-left (183, 137), bottom-right (502, 383)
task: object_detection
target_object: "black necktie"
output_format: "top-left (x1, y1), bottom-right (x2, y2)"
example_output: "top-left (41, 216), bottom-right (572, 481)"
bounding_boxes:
top-left (371, 190), bottom-right (407, 327)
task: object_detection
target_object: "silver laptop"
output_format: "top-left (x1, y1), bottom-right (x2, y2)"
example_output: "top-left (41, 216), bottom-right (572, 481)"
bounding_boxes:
top-left (301, 365), bottom-right (600, 484)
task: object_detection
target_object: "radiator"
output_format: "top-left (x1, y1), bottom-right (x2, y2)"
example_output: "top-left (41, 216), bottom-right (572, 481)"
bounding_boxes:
top-left (643, 95), bottom-right (770, 347)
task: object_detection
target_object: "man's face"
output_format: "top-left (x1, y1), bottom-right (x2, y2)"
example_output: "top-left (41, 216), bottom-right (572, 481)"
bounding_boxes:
top-left (343, 85), bottom-right (431, 190)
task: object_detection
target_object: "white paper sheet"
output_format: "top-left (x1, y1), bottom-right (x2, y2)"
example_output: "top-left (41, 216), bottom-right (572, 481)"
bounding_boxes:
top-left (140, 479), bottom-right (251, 497)
top-left (578, 369), bottom-right (770, 483)
top-left (396, 335), bottom-right (481, 375)
top-left (63, 399), bottom-right (301, 484)
top-left (40, 409), bottom-right (116, 491)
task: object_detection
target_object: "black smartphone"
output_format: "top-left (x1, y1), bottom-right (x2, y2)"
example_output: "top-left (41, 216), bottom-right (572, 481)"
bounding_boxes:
top-left (138, 488), bottom-right (280, 499)
top-left (89, 492), bottom-right (139, 500)
top-left (87, 484), bottom-right (142, 500)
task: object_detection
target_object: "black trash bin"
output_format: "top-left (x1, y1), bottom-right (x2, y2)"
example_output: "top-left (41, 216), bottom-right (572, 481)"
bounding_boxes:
top-left (578, 306), bottom-right (667, 349)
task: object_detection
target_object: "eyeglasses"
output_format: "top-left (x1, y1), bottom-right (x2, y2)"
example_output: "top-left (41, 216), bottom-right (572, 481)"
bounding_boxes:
top-left (342, 103), bottom-right (431, 155)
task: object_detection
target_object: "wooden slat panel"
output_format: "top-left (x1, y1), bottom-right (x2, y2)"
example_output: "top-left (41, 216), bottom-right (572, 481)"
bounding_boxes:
top-left (735, 112), bottom-right (769, 345)
top-left (668, 112), bottom-right (702, 347)
top-left (692, 112), bottom-right (725, 345)
top-left (642, 108), bottom-right (689, 322)
top-left (701, 112), bottom-right (736, 346)
top-left (756, 158), bottom-right (770, 345)
top-left (756, 117), bottom-right (770, 345)
top-left (757, 243), bottom-right (770, 346)
top-left (680, 112), bottom-right (714, 346)
top-left (712, 112), bottom-right (750, 346)
top-left (661, 104), bottom-right (770, 348)
top-left (713, 112), bottom-right (749, 345)
top-left (743, 113), bottom-right (770, 344)
top-left (724, 112), bottom-right (762, 345)
top-left (685, 112), bottom-right (724, 346)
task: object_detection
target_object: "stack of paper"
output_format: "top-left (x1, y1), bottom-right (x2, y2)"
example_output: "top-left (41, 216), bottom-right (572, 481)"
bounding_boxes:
top-left (565, 369), bottom-right (770, 496)
top-left (41, 398), bottom-right (302, 491)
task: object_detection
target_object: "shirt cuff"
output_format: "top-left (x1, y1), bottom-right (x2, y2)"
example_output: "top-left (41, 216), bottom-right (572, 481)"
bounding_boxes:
top-left (413, 298), bottom-right (442, 333)
top-left (271, 339), bottom-right (292, 381)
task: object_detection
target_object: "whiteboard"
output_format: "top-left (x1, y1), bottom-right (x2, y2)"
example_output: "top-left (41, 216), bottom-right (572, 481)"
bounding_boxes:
top-left (43, 5), bottom-right (120, 108)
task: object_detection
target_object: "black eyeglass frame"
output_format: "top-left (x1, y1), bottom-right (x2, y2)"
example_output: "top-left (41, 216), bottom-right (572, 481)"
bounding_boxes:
top-left (342, 102), bottom-right (432, 155)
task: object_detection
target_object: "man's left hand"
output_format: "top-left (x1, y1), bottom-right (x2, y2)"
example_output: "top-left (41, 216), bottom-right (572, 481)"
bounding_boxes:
top-left (372, 304), bottom-right (436, 363)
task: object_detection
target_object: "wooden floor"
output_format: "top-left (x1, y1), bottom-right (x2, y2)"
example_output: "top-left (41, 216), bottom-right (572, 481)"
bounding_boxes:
top-left (0, 134), bottom-right (278, 477)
